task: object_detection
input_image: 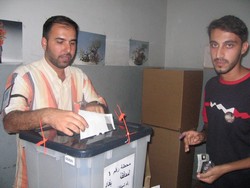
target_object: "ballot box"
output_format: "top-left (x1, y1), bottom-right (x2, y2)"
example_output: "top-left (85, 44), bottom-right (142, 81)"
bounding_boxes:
top-left (19, 122), bottom-right (152, 188)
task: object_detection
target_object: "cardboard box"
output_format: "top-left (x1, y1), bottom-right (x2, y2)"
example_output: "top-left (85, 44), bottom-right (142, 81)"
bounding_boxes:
top-left (142, 68), bottom-right (203, 188)
top-left (147, 126), bottom-right (195, 188)
top-left (142, 68), bottom-right (203, 132)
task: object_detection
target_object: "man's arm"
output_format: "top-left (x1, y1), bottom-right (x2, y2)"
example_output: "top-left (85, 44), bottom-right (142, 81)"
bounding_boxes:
top-left (3, 108), bottom-right (88, 136)
top-left (83, 101), bottom-right (108, 113)
top-left (197, 157), bottom-right (250, 184)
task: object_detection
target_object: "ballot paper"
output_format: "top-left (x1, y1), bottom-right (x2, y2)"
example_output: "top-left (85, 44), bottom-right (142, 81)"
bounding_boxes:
top-left (78, 110), bottom-right (115, 140)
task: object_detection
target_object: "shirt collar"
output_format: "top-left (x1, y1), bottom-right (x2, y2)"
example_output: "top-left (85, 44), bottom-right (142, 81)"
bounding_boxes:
top-left (41, 57), bottom-right (71, 82)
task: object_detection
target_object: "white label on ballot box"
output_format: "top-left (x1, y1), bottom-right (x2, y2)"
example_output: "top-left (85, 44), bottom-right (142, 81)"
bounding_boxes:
top-left (104, 154), bottom-right (135, 188)
top-left (65, 155), bottom-right (75, 166)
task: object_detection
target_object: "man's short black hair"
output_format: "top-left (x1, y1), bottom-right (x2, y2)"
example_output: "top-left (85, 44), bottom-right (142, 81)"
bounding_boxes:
top-left (207, 15), bottom-right (248, 43)
top-left (42, 15), bottom-right (79, 39)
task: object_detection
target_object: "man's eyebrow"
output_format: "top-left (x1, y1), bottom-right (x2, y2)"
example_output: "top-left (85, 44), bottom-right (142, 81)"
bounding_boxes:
top-left (209, 40), bottom-right (238, 44)
top-left (55, 37), bottom-right (65, 40)
top-left (209, 40), bottom-right (217, 43)
top-left (55, 37), bottom-right (77, 42)
top-left (224, 40), bottom-right (237, 43)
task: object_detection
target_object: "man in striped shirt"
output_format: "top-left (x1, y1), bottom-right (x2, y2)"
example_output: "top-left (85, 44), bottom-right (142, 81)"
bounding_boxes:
top-left (1, 15), bottom-right (107, 188)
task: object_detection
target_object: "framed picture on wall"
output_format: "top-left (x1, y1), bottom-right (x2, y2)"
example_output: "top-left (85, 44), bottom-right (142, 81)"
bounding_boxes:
top-left (0, 19), bottom-right (22, 64)
top-left (129, 39), bottom-right (149, 66)
top-left (76, 31), bottom-right (106, 65)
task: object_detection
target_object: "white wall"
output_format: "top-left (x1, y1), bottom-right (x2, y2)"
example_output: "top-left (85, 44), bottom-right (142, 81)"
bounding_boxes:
top-left (1, 0), bottom-right (250, 69)
top-left (0, 0), bottom-right (167, 67)
top-left (165, 0), bottom-right (250, 68)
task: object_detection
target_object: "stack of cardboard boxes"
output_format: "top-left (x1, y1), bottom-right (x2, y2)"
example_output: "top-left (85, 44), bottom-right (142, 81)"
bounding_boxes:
top-left (142, 68), bottom-right (203, 188)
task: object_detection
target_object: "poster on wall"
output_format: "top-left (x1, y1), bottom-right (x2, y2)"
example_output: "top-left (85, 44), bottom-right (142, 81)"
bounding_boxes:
top-left (0, 19), bottom-right (22, 64)
top-left (129, 39), bottom-right (149, 66)
top-left (76, 31), bottom-right (106, 65)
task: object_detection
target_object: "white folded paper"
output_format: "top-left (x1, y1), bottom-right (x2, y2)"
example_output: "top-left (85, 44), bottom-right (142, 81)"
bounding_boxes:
top-left (78, 110), bottom-right (115, 140)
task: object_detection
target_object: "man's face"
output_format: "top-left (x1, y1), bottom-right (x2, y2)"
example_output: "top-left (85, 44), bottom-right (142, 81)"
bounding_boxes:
top-left (42, 23), bottom-right (77, 69)
top-left (209, 28), bottom-right (248, 74)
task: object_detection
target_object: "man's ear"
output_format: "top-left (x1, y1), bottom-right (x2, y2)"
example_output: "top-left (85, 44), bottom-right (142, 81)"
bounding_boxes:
top-left (41, 37), bottom-right (47, 50)
top-left (241, 41), bottom-right (249, 55)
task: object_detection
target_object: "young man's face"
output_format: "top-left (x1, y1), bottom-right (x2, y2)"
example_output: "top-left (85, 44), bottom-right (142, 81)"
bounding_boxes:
top-left (42, 23), bottom-right (77, 69)
top-left (209, 28), bottom-right (248, 74)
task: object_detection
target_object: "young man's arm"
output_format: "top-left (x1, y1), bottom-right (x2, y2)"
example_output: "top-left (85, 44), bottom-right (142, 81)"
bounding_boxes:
top-left (197, 157), bottom-right (250, 184)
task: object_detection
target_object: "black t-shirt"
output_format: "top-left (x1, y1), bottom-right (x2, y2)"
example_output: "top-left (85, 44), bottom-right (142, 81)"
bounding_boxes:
top-left (203, 74), bottom-right (250, 188)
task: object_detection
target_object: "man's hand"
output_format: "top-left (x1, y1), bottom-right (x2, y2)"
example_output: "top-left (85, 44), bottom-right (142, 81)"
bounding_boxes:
top-left (197, 165), bottom-right (223, 184)
top-left (180, 130), bottom-right (206, 152)
top-left (197, 157), bottom-right (250, 184)
top-left (42, 108), bottom-right (88, 136)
